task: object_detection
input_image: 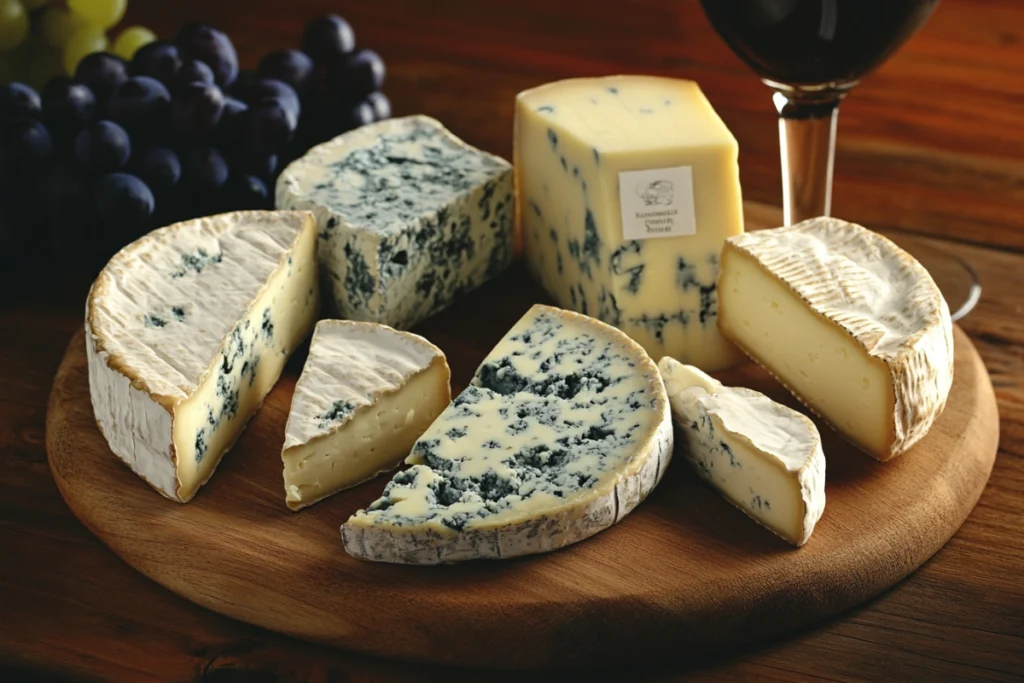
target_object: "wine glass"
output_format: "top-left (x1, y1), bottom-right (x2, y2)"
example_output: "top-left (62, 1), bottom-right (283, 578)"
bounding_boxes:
top-left (698, 0), bottom-right (980, 320)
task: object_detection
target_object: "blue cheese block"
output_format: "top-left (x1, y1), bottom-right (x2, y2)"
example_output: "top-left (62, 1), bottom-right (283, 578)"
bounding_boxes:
top-left (85, 211), bottom-right (319, 502)
top-left (341, 304), bottom-right (673, 564)
top-left (276, 115), bottom-right (514, 330)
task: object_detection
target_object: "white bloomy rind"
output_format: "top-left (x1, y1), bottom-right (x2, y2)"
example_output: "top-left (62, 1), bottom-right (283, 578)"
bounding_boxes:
top-left (341, 304), bottom-right (673, 564)
top-left (719, 217), bottom-right (954, 460)
top-left (658, 358), bottom-right (825, 547)
top-left (86, 210), bottom-right (319, 502)
top-left (282, 320), bottom-right (451, 511)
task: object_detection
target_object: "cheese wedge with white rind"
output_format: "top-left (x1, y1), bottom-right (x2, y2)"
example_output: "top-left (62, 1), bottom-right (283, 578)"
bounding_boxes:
top-left (282, 320), bottom-right (451, 511)
top-left (658, 357), bottom-right (825, 546)
top-left (718, 217), bottom-right (954, 460)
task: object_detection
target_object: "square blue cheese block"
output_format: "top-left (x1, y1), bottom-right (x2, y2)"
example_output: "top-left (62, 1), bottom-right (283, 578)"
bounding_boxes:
top-left (276, 115), bottom-right (514, 330)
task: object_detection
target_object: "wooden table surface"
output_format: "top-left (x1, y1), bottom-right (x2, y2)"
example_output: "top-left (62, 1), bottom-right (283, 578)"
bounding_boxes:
top-left (2, 1), bottom-right (1022, 681)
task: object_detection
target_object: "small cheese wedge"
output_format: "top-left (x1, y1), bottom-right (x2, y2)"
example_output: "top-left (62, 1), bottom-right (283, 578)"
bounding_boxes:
top-left (658, 357), bottom-right (825, 547)
top-left (718, 217), bottom-right (954, 460)
top-left (282, 320), bottom-right (451, 511)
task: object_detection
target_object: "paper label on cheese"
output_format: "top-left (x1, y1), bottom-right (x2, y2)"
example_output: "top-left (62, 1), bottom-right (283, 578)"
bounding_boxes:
top-left (617, 166), bottom-right (697, 240)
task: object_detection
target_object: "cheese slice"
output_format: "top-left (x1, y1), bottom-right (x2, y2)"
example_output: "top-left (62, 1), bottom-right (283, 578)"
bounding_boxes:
top-left (341, 304), bottom-right (673, 564)
top-left (86, 210), bottom-right (319, 502)
top-left (281, 320), bottom-right (451, 511)
top-left (515, 75), bottom-right (745, 371)
top-left (719, 217), bottom-right (954, 460)
top-left (658, 358), bottom-right (825, 547)
top-left (276, 114), bottom-right (514, 331)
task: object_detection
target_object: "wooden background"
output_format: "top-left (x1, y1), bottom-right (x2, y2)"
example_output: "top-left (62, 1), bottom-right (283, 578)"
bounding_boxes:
top-left (2, 0), bottom-right (1023, 680)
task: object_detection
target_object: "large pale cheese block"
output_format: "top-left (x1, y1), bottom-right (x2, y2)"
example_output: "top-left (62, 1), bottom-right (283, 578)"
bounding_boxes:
top-left (277, 114), bottom-right (514, 330)
top-left (86, 211), bottom-right (319, 502)
top-left (515, 75), bottom-right (745, 371)
top-left (658, 357), bottom-right (825, 546)
top-left (341, 304), bottom-right (673, 564)
top-left (719, 217), bottom-right (954, 460)
top-left (282, 320), bottom-right (451, 511)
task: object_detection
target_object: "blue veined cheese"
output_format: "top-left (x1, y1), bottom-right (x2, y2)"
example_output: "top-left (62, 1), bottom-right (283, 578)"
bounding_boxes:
top-left (719, 217), bottom-right (954, 460)
top-left (658, 358), bottom-right (825, 547)
top-left (281, 320), bottom-right (451, 511)
top-left (341, 304), bottom-right (673, 564)
top-left (85, 211), bottom-right (319, 502)
top-left (276, 114), bottom-right (514, 330)
top-left (515, 75), bottom-right (745, 371)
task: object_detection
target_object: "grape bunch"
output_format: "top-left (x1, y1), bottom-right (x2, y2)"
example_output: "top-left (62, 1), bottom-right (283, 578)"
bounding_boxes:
top-left (0, 0), bottom-right (156, 89)
top-left (0, 15), bottom-right (389, 302)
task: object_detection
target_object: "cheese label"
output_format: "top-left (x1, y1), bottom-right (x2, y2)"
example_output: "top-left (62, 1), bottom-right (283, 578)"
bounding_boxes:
top-left (617, 165), bottom-right (697, 240)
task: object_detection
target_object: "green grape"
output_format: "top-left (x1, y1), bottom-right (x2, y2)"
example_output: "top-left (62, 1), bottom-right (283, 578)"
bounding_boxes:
top-left (39, 6), bottom-right (88, 48)
top-left (113, 26), bottom-right (157, 60)
top-left (0, 0), bottom-right (30, 53)
top-left (67, 0), bottom-right (126, 31)
top-left (63, 25), bottom-right (108, 75)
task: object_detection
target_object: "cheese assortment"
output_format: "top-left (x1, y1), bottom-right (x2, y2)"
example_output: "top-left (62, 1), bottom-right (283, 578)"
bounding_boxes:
top-left (341, 304), bottom-right (673, 564)
top-left (718, 217), bottom-right (954, 460)
top-left (658, 358), bottom-right (825, 546)
top-left (515, 76), bottom-right (746, 371)
top-left (276, 114), bottom-right (514, 331)
top-left (282, 320), bottom-right (451, 511)
top-left (86, 211), bottom-right (319, 502)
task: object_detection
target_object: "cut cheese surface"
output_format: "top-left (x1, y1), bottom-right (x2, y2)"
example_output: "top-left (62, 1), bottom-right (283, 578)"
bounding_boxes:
top-left (86, 210), bottom-right (319, 502)
top-left (658, 358), bottom-right (825, 546)
top-left (282, 320), bottom-right (450, 511)
top-left (719, 217), bottom-right (954, 460)
top-left (515, 75), bottom-right (745, 371)
top-left (342, 304), bottom-right (673, 564)
top-left (277, 114), bottom-right (514, 331)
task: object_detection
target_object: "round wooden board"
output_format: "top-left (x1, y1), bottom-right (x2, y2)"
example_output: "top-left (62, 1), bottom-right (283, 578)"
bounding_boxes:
top-left (47, 313), bottom-right (999, 669)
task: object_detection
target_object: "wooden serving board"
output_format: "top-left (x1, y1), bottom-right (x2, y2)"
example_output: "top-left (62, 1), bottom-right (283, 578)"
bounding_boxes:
top-left (46, 286), bottom-right (999, 669)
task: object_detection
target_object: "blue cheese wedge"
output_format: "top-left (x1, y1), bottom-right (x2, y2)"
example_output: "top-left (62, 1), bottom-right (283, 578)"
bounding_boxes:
top-left (86, 210), bottom-right (319, 502)
top-left (341, 304), bottom-right (673, 564)
top-left (276, 114), bottom-right (514, 330)
top-left (282, 320), bottom-right (451, 511)
top-left (658, 358), bottom-right (825, 547)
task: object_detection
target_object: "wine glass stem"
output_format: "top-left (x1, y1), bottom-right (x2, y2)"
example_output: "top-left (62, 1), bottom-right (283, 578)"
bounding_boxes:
top-left (773, 91), bottom-right (842, 226)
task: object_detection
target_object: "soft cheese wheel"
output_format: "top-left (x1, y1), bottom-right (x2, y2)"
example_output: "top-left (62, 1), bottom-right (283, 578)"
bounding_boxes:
top-left (282, 320), bottom-right (451, 511)
top-left (718, 217), bottom-right (954, 460)
top-left (658, 358), bottom-right (825, 547)
top-left (86, 211), bottom-right (319, 502)
top-left (515, 75), bottom-right (745, 371)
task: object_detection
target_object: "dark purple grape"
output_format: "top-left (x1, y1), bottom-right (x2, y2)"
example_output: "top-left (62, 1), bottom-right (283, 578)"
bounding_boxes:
top-left (41, 78), bottom-right (98, 140)
top-left (171, 82), bottom-right (224, 140)
top-left (181, 146), bottom-right (229, 190)
top-left (107, 76), bottom-right (171, 135)
top-left (213, 96), bottom-right (248, 149)
top-left (174, 58), bottom-right (215, 92)
top-left (1, 120), bottom-right (54, 173)
top-left (241, 102), bottom-right (296, 156)
top-left (238, 78), bottom-right (300, 123)
top-left (224, 173), bottom-right (270, 209)
top-left (131, 41), bottom-right (182, 87)
top-left (233, 153), bottom-right (277, 181)
top-left (74, 120), bottom-right (131, 173)
top-left (365, 91), bottom-right (391, 121)
top-left (41, 160), bottom-right (98, 265)
top-left (174, 23), bottom-right (239, 89)
top-left (94, 172), bottom-right (155, 236)
top-left (0, 82), bottom-right (42, 123)
top-left (257, 49), bottom-right (315, 96)
top-left (230, 69), bottom-right (258, 97)
top-left (328, 49), bottom-right (386, 100)
top-left (302, 15), bottom-right (356, 63)
top-left (137, 147), bottom-right (181, 193)
top-left (343, 101), bottom-right (375, 131)
top-left (75, 53), bottom-right (129, 103)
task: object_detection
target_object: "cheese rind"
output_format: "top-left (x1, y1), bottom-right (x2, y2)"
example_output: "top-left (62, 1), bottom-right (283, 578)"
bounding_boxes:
top-left (282, 320), bottom-right (451, 511)
top-left (719, 217), bottom-right (954, 460)
top-left (86, 211), bottom-right (319, 502)
top-left (342, 304), bottom-right (673, 564)
top-left (277, 114), bottom-right (514, 330)
top-left (515, 75), bottom-right (745, 371)
top-left (658, 358), bottom-right (825, 546)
